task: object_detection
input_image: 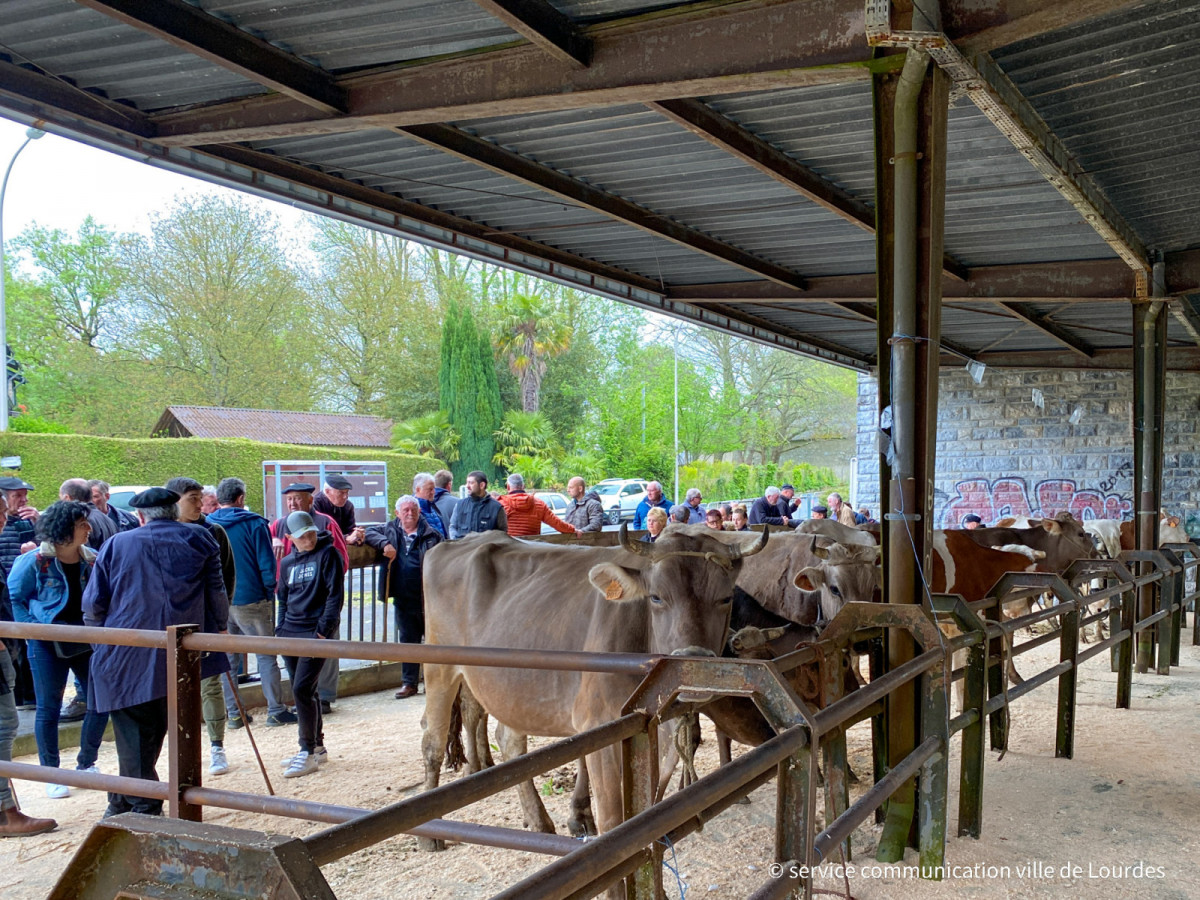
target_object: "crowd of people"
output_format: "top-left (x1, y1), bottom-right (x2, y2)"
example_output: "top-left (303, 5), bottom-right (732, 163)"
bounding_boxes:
top-left (0, 465), bottom-right (866, 837)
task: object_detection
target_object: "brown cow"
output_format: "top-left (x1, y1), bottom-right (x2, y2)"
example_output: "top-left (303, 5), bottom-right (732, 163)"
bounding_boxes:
top-left (418, 524), bottom-right (768, 858)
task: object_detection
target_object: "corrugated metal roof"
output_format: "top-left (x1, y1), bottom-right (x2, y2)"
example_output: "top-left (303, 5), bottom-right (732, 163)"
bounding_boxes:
top-left (156, 406), bottom-right (394, 447)
top-left (992, 0), bottom-right (1200, 254)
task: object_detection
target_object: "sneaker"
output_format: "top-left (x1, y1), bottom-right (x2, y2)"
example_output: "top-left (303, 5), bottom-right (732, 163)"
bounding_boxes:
top-left (282, 751), bottom-right (319, 779)
top-left (228, 713), bottom-right (252, 730)
top-left (45, 783), bottom-right (70, 799)
top-left (209, 747), bottom-right (229, 776)
top-left (281, 745), bottom-right (327, 768)
top-left (320, 700), bottom-right (332, 715)
top-left (265, 710), bottom-right (298, 727)
top-left (77, 764), bottom-right (100, 775)
top-left (60, 698), bottom-right (88, 722)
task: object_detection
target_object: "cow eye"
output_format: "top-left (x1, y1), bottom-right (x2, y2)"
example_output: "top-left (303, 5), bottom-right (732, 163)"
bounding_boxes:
top-left (649, 595), bottom-right (664, 605)
top-left (829, 585), bottom-right (842, 597)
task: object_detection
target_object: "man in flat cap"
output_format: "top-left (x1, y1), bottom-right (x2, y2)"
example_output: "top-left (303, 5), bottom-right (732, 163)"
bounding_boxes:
top-left (208, 478), bottom-right (294, 729)
top-left (962, 513), bottom-right (984, 530)
top-left (83, 487), bottom-right (230, 817)
top-left (269, 483), bottom-right (348, 714)
top-left (312, 475), bottom-right (365, 547)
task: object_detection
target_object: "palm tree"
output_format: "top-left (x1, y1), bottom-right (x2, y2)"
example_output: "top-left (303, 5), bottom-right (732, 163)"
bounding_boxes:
top-left (493, 291), bottom-right (571, 413)
top-left (492, 410), bottom-right (557, 468)
top-left (392, 410), bottom-right (460, 463)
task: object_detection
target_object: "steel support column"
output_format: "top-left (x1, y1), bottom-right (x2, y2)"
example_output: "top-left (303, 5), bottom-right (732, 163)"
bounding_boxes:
top-left (872, 3), bottom-right (950, 860)
top-left (1132, 262), bottom-right (1167, 673)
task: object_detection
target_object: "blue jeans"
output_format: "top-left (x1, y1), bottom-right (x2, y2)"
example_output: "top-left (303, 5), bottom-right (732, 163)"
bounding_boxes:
top-left (0, 647), bottom-right (19, 809)
top-left (27, 639), bottom-right (108, 770)
top-left (221, 599), bottom-right (284, 717)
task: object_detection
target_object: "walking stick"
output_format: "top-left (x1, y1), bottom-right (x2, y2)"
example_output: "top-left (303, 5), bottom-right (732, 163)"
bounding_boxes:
top-left (224, 669), bottom-right (275, 796)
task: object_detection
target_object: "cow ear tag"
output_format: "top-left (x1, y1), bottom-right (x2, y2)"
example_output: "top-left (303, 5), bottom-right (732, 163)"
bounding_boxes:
top-left (606, 581), bottom-right (624, 601)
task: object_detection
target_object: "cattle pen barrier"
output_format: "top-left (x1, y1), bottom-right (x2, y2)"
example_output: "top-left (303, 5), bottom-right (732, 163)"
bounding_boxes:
top-left (0, 541), bottom-right (1195, 899)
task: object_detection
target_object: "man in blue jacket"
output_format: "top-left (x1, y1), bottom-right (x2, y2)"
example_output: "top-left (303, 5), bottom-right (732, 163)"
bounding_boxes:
top-left (82, 487), bottom-right (229, 817)
top-left (632, 481), bottom-right (672, 530)
top-left (207, 478), bottom-right (295, 728)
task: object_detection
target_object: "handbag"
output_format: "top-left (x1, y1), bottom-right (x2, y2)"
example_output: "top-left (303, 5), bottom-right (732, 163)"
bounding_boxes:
top-left (53, 640), bottom-right (91, 660)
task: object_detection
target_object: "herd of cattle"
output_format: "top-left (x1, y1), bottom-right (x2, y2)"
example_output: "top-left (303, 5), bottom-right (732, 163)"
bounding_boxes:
top-left (413, 510), bottom-right (1192, 864)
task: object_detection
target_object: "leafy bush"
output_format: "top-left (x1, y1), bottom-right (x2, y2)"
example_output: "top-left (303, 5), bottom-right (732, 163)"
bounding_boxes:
top-left (7, 416), bottom-right (72, 434)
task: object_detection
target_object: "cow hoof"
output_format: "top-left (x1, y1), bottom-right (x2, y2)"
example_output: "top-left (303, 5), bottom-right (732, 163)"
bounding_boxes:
top-left (568, 814), bottom-right (598, 837)
top-left (846, 766), bottom-right (860, 785)
top-left (419, 837), bottom-right (446, 852)
top-left (736, 795), bottom-right (752, 806)
top-left (526, 815), bottom-right (556, 835)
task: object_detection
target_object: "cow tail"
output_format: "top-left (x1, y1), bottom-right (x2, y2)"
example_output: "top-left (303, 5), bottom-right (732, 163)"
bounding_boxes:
top-left (444, 686), bottom-right (468, 772)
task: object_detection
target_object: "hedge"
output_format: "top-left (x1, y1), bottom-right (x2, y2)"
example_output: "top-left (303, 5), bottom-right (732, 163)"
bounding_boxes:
top-left (0, 433), bottom-right (437, 514)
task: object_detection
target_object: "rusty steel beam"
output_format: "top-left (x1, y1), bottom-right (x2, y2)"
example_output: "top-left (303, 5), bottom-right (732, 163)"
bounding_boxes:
top-left (998, 302), bottom-right (1095, 358)
top-left (646, 96), bottom-right (969, 281)
top-left (151, 1), bottom-right (875, 146)
top-left (467, 0), bottom-right (592, 67)
top-left (1170, 295), bottom-right (1200, 348)
top-left (72, 0), bottom-right (347, 114)
top-left (962, 346), bottom-right (1200, 370)
top-left (398, 122), bottom-right (808, 289)
top-left (142, 0), bottom-right (1147, 146)
top-left (0, 57), bottom-right (154, 140)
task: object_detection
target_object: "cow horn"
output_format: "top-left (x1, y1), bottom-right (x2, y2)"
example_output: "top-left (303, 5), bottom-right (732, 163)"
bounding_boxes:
top-left (728, 525), bottom-right (769, 560)
top-left (618, 522), bottom-right (654, 558)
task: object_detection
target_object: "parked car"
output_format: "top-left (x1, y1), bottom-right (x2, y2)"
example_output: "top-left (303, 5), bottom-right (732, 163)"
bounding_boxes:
top-left (107, 485), bottom-right (153, 512)
top-left (534, 491), bottom-right (570, 534)
top-left (592, 479), bottom-right (648, 525)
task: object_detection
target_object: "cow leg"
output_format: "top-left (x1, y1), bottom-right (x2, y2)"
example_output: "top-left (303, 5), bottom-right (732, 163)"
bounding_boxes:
top-left (717, 730), bottom-right (732, 767)
top-left (496, 722), bottom-right (556, 834)
top-left (567, 758), bottom-right (596, 838)
top-left (459, 688), bottom-right (493, 773)
top-left (419, 665), bottom-right (461, 852)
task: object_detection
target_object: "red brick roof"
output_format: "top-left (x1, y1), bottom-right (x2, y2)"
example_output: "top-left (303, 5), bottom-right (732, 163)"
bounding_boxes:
top-left (154, 406), bottom-right (393, 448)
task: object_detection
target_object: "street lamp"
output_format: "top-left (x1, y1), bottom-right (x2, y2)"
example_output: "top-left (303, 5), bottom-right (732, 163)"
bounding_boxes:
top-left (0, 125), bottom-right (44, 432)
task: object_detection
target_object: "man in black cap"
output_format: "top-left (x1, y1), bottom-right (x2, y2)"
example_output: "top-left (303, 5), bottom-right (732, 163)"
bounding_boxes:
top-left (0, 476), bottom-right (38, 710)
top-left (276, 511), bottom-right (344, 778)
top-left (810, 505), bottom-right (829, 520)
top-left (962, 514), bottom-right (984, 530)
top-left (269, 483), bottom-right (348, 714)
top-left (312, 475), bottom-right (365, 546)
top-left (778, 484), bottom-right (799, 520)
top-left (83, 487), bottom-right (230, 817)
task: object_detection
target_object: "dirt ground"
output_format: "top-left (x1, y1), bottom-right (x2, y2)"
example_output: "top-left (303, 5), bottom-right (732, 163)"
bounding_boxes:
top-left (3, 633), bottom-right (1199, 900)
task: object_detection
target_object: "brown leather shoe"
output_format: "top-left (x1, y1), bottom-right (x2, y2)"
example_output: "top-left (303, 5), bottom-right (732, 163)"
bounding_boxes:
top-left (0, 807), bottom-right (58, 837)
top-left (394, 684), bottom-right (419, 699)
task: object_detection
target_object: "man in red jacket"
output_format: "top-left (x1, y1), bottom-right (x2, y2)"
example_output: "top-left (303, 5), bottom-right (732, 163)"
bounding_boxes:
top-left (498, 474), bottom-right (578, 537)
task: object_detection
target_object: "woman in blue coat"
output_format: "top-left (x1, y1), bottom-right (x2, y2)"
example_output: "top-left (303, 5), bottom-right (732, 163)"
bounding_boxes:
top-left (7, 501), bottom-right (109, 799)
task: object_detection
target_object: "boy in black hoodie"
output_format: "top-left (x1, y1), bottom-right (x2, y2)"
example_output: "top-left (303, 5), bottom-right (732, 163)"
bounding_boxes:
top-left (276, 511), bottom-right (344, 778)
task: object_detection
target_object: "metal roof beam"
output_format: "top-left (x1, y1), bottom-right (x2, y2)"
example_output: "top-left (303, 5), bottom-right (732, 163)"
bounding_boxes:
top-left (965, 346), bottom-right (1200, 371)
top-left (0, 56), bottom-right (154, 138)
top-left (867, 8), bottom-right (1151, 294)
top-left (397, 123), bottom-right (808, 290)
top-left (72, 0), bottom-right (347, 114)
top-left (645, 97), bottom-right (969, 281)
top-left (466, 0), bottom-right (592, 68)
top-left (143, 0), bottom-right (1141, 147)
top-left (1170, 295), bottom-right (1200, 348)
top-left (998, 302), bottom-right (1095, 358)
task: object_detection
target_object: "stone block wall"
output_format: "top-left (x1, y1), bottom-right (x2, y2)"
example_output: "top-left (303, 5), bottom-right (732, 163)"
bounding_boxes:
top-left (855, 368), bottom-right (1200, 534)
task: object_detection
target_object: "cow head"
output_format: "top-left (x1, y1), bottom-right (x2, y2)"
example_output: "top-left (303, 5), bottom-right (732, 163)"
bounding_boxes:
top-left (1039, 511), bottom-right (1098, 560)
top-left (794, 540), bottom-right (882, 625)
top-left (587, 524), bottom-right (768, 657)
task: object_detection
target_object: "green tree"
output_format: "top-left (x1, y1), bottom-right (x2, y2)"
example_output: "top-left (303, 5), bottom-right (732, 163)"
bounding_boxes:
top-left (439, 300), bottom-right (502, 483)
top-left (121, 195), bottom-right (314, 410)
top-left (492, 409), bottom-right (557, 469)
top-left (10, 217), bottom-right (130, 348)
top-left (308, 222), bottom-right (436, 417)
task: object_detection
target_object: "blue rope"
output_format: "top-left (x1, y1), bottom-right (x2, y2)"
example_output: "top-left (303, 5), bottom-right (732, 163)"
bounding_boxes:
top-left (659, 835), bottom-right (687, 898)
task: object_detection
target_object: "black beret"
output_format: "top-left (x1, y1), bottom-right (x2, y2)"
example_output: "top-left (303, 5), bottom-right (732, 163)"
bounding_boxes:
top-left (282, 482), bottom-right (317, 495)
top-left (130, 487), bottom-right (181, 509)
top-left (963, 514), bottom-right (983, 524)
top-left (780, 484), bottom-right (794, 491)
top-left (811, 505), bottom-right (829, 515)
top-left (325, 475), bottom-right (353, 491)
top-left (0, 476), bottom-right (34, 491)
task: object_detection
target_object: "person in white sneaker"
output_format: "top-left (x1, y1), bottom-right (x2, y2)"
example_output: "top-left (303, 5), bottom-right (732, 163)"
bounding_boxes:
top-left (7, 500), bottom-right (109, 799)
top-left (276, 512), bottom-right (344, 779)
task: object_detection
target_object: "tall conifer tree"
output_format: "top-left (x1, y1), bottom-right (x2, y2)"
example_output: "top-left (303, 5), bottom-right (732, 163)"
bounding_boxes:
top-left (439, 301), bottom-right (500, 483)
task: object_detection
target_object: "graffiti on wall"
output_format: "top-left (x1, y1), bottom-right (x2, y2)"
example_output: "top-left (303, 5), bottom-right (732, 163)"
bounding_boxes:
top-left (937, 469), bottom-right (1133, 528)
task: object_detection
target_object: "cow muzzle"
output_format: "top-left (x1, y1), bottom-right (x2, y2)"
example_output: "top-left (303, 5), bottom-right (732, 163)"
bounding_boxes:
top-left (670, 646), bottom-right (716, 658)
